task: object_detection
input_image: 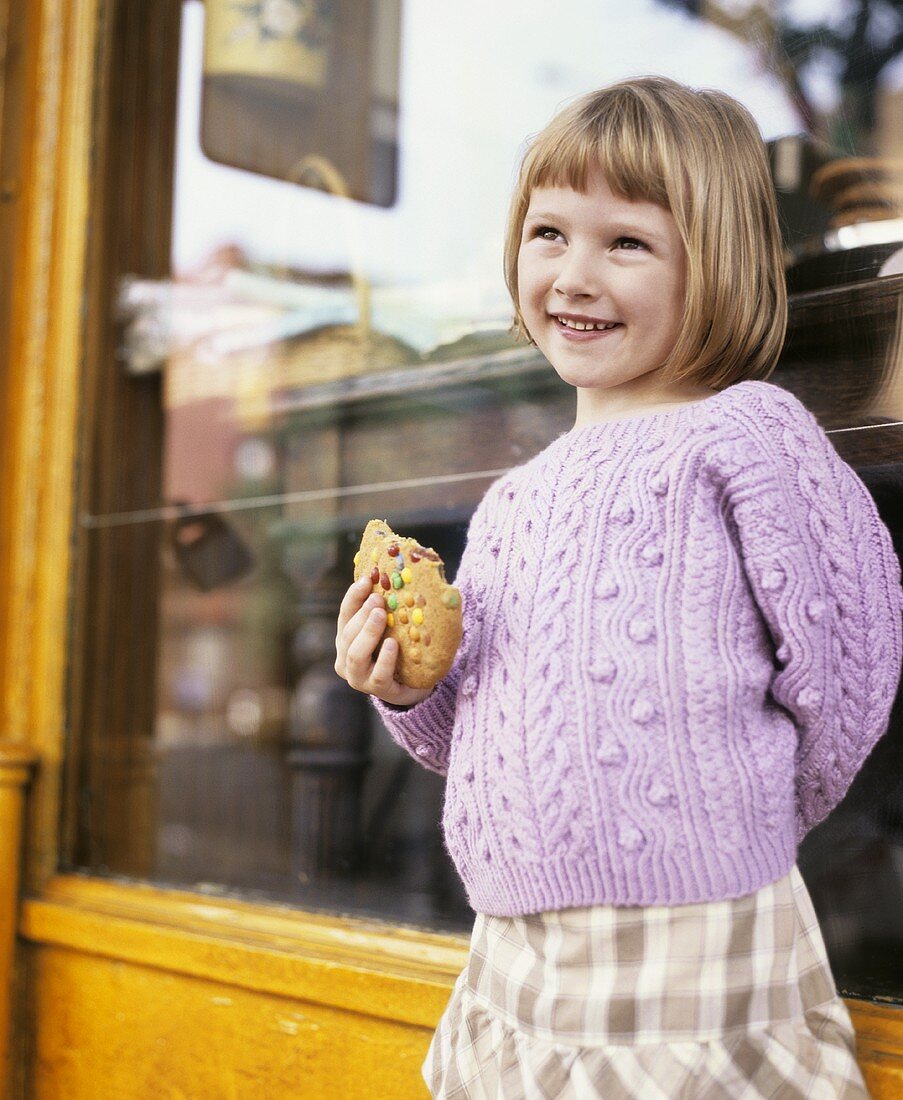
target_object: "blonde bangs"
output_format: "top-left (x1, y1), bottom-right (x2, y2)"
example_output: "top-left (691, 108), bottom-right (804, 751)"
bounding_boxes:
top-left (518, 99), bottom-right (672, 209)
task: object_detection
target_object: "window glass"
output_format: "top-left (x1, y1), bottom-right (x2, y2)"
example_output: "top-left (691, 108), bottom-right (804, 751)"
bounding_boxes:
top-left (70, 0), bottom-right (903, 1002)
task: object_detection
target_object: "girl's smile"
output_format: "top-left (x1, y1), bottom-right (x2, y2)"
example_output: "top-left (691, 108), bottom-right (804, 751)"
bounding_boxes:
top-left (552, 312), bottom-right (621, 338)
top-left (517, 167), bottom-right (711, 424)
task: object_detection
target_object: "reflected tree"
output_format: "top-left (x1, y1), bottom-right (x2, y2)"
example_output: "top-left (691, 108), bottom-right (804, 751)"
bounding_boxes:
top-left (656, 0), bottom-right (903, 152)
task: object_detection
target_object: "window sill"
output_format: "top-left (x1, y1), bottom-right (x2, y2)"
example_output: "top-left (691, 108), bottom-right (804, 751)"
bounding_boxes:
top-left (19, 874), bottom-right (470, 1028)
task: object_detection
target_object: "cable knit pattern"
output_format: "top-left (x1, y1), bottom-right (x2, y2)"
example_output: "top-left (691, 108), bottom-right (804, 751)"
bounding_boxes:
top-left (370, 380), bottom-right (903, 915)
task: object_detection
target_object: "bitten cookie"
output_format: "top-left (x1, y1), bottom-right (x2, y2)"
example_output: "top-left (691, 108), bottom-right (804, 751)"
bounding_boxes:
top-left (354, 519), bottom-right (463, 690)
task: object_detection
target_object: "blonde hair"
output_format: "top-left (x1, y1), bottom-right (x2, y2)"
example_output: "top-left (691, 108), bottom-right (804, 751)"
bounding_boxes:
top-left (504, 76), bottom-right (787, 388)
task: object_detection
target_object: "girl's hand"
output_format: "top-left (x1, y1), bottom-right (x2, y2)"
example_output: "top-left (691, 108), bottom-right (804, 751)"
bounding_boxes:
top-left (335, 577), bottom-right (434, 708)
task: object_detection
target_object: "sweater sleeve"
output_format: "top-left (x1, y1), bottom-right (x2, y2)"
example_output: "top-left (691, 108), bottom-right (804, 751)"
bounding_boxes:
top-left (721, 390), bottom-right (903, 842)
top-left (368, 485), bottom-right (495, 777)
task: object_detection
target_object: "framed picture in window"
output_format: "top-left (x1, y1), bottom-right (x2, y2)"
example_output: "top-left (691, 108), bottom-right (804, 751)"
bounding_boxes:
top-left (201, 0), bottom-right (401, 206)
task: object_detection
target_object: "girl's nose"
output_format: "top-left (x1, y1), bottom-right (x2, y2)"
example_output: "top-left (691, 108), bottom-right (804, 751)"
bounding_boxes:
top-left (551, 248), bottom-right (599, 299)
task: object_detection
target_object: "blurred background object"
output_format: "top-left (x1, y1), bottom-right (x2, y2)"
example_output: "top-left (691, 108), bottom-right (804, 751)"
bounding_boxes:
top-left (202, 0), bottom-right (401, 206)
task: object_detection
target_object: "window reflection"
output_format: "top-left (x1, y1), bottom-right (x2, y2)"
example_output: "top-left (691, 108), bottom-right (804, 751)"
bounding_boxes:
top-left (71, 1), bottom-right (903, 994)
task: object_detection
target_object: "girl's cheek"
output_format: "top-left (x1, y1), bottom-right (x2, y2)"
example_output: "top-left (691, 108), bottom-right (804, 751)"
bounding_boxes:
top-left (518, 250), bottom-right (543, 279)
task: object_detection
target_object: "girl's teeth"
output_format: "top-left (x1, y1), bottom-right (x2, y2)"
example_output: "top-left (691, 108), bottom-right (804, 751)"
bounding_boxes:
top-left (557, 317), bottom-right (616, 331)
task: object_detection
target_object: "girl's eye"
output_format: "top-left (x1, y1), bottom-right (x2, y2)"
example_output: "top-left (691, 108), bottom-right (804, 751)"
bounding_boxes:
top-left (532, 226), bottom-right (561, 242)
top-left (614, 236), bottom-right (646, 251)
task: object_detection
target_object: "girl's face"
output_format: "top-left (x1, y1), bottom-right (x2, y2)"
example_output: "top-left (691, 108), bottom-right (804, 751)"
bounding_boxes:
top-left (517, 166), bottom-right (692, 423)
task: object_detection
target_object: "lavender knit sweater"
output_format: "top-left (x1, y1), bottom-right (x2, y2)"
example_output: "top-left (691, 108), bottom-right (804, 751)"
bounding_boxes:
top-left (371, 380), bottom-right (903, 915)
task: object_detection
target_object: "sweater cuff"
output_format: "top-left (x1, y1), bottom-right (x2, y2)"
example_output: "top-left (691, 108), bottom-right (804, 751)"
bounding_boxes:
top-left (369, 687), bottom-right (456, 776)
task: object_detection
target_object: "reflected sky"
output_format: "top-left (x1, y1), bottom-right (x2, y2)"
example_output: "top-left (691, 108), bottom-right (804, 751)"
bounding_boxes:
top-left (171, 1), bottom-right (899, 299)
top-left (172, 1), bottom-right (798, 279)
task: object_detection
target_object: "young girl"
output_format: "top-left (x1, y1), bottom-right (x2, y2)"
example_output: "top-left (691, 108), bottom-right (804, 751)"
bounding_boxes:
top-left (335, 76), bottom-right (902, 1098)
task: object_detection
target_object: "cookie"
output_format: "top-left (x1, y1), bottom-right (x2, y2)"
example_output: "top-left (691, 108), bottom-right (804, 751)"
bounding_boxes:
top-left (353, 519), bottom-right (463, 690)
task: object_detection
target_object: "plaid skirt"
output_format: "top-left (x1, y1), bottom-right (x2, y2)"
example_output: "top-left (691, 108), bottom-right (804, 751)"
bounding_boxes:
top-left (423, 865), bottom-right (869, 1099)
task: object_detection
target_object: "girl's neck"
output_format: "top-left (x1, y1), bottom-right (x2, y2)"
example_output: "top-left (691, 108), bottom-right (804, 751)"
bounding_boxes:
top-left (572, 383), bottom-right (719, 429)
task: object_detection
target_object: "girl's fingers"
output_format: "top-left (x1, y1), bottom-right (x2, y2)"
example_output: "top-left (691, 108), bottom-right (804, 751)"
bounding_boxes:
top-left (368, 635), bottom-right (399, 694)
top-left (335, 583), bottom-right (385, 668)
top-left (343, 605), bottom-right (388, 683)
top-left (337, 577), bottom-right (374, 631)
top-left (337, 597), bottom-right (431, 705)
top-left (341, 594), bottom-right (384, 644)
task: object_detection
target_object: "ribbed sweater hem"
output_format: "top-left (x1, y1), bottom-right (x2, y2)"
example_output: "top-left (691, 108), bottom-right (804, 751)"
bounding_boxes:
top-left (460, 836), bottom-right (798, 916)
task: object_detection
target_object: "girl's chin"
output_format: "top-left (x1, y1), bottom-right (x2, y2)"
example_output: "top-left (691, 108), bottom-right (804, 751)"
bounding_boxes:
top-left (548, 361), bottom-right (663, 395)
top-left (546, 358), bottom-right (620, 383)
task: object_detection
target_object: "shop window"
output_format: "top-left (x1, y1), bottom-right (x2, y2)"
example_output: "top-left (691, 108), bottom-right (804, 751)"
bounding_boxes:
top-left (66, 0), bottom-right (903, 1001)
